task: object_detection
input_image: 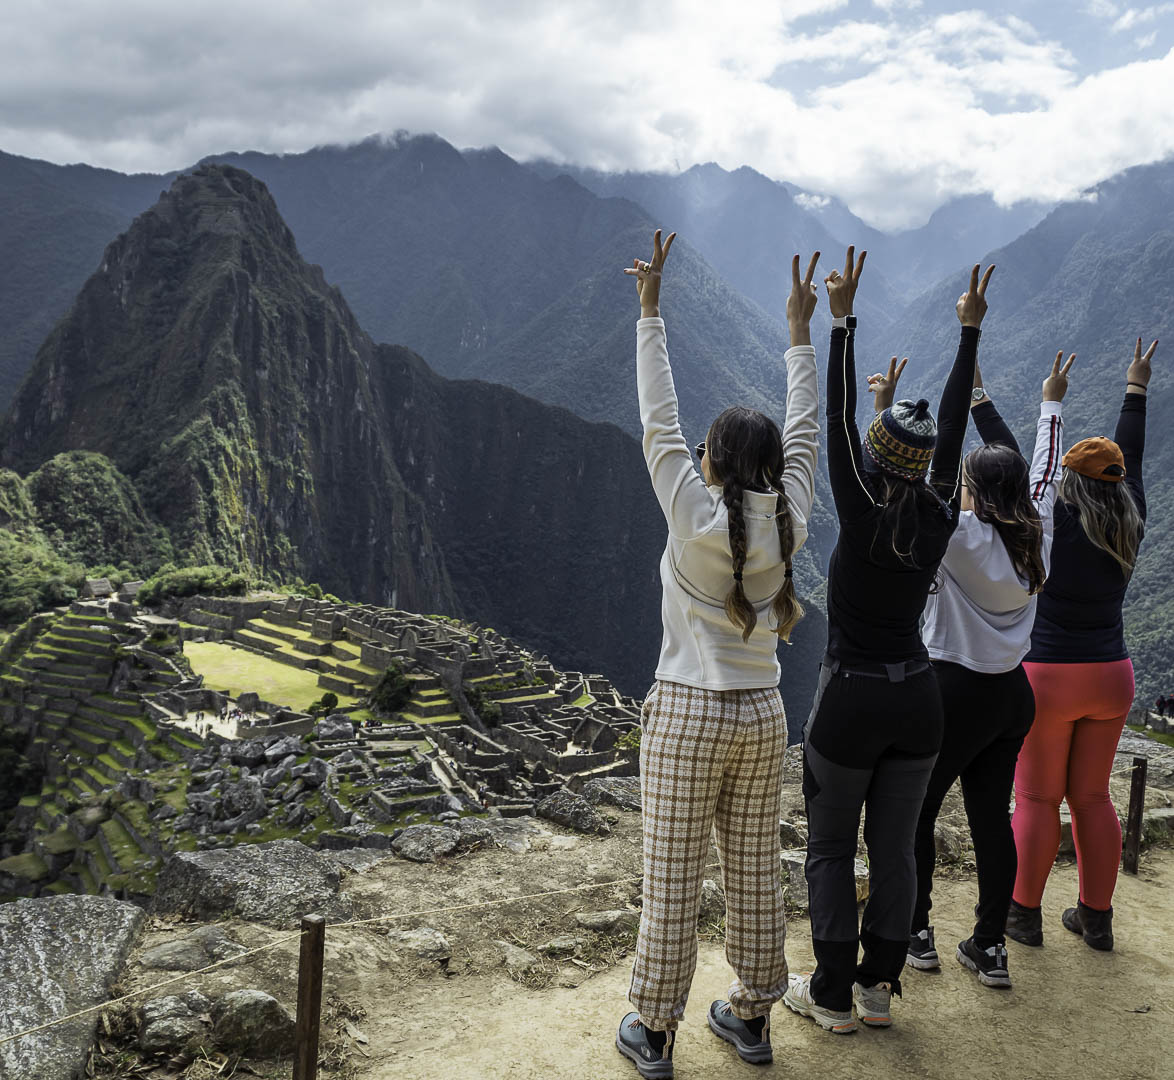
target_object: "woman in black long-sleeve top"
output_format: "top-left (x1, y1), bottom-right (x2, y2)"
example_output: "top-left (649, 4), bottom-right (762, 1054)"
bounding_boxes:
top-left (1006, 337), bottom-right (1157, 954)
top-left (783, 255), bottom-right (992, 1034)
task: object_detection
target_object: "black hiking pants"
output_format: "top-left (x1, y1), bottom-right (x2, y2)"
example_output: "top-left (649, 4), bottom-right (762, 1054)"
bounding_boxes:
top-left (912, 661), bottom-right (1035, 948)
top-left (802, 658), bottom-right (943, 1012)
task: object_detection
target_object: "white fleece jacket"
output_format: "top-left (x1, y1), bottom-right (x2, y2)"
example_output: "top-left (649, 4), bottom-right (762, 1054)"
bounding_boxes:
top-left (922, 400), bottom-right (1063, 673)
top-left (637, 317), bottom-right (819, 690)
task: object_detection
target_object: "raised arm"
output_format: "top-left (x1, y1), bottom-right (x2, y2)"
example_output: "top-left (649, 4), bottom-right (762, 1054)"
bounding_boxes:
top-left (1029, 350), bottom-right (1073, 517)
top-left (968, 359), bottom-right (1021, 454)
top-left (1117, 336), bottom-right (1157, 520)
top-left (824, 247), bottom-right (876, 522)
top-left (929, 264), bottom-right (993, 505)
top-left (629, 229), bottom-right (718, 537)
top-left (779, 252), bottom-right (821, 528)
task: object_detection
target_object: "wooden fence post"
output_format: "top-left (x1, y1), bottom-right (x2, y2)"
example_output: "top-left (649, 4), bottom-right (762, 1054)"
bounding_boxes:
top-left (1122, 756), bottom-right (1147, 876)
top-left (294, 914), bottom-right (326, 1080)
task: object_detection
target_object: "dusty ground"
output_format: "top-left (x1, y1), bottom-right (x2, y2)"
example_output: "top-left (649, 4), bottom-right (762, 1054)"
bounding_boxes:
top-left (106, 736), bottom-right (1174, 1080)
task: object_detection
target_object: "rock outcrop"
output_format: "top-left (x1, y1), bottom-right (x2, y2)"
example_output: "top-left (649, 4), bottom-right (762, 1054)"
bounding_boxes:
top-left (0, 895), bottom-right (146, 1080)
top-left (153, 839), bottom-right (352, 927)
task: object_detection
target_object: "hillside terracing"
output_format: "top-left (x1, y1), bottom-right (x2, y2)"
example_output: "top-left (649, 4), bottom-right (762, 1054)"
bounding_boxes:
top-left (0, 592), bottom-right (644, 904)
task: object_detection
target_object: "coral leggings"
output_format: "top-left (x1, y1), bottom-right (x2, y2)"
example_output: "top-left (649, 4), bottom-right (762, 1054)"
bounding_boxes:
top-left (1011, 659), bottom-right (1134, 910)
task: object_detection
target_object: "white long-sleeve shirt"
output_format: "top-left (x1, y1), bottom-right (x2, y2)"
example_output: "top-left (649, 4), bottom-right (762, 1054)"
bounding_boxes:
top-left (637, 317), bottom-right (819, 690)
top-left (922, 400), bottom-right (1063, 673)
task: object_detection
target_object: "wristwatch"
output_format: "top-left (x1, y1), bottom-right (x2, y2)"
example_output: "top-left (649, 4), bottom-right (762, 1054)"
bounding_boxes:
top-left (971, 387), bottom-right (986, 402)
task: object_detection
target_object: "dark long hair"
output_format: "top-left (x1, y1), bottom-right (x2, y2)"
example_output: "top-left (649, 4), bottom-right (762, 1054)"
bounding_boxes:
top-left (705, 407), bottom-right (803, 642)
top-left (868, 473), bottom-right (953, 577)
top-left (962, 443), bottom-right (1047, 594)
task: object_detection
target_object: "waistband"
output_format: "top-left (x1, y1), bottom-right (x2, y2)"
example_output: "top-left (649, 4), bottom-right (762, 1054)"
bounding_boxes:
top-left (822, 653), bottom-right (932, 684)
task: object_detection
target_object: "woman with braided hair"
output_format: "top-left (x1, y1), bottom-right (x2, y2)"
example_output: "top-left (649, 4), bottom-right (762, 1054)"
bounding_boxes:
top-left (615, 230), bottom-right (820, 1078)
top-left (783, 255), bottom-right (993, 1035)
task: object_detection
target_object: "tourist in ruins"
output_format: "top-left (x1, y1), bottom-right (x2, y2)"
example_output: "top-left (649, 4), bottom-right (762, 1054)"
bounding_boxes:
top-left (1008, 337), bottom-right (1157, 953)
top-left (615, 230), bottom-right (819, 1077)
top-left (906, 348), bottom-right (1070, 989)
top-left (784, 258), bottom-right (991, 1034)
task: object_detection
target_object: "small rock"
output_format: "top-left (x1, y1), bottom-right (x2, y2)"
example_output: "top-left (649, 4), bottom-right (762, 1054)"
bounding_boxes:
top-left (495, 940), bottom-right (541, 972)
top-left (149, 802), bottom-right (179, 822)
top-left (538, 933), bottom-right (587, 957)
top-left (140, 926), bottom-right (245, 971)
top-left (387, 927), bottom-right (451, 961)
top-left (582, 777), bottom-right (642, 812)
top-left (139, 1014), bottom-right (208, 1053)
top-left (296, 757), bottom-right (331, 788)
top-left (211, 989), bottom-right (295, 1057)
top-left (778, 820), bottom-right (807, 848)
top-left (537, 788), bottom-right (610, 835)
top-left (934, 823), bottom-right (965, 863)
top-left (575, 909), bottom-right (639, 933)
top-left (392, 824), bottom-right (460, 862)
top-left (698, 879), bottom-right (725, 924)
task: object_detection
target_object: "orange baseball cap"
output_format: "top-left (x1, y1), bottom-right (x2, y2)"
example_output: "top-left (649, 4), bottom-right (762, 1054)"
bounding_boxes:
top-left (1062, 437), bottom-right (1125, 483)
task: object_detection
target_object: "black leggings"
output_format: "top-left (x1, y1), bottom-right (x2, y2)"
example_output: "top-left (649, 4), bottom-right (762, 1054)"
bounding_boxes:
top-left (803, 662), bottom-right (943, 1011)
top-left (912, 661), bottom-right (1035, 948)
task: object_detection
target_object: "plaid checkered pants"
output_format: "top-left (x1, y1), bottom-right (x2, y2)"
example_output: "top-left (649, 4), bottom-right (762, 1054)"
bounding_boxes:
top-left (628, 680), bottom-right (789, 1031)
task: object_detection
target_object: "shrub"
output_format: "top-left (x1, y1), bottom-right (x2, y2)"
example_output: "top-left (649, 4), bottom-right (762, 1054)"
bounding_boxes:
top-left (370, 663), bottom-right (412, 715)
top-left (464, 684), bottom-right (503, 725)
top-left (137, 564), bottom-right (249, 606)
top-left (616, 728), bottom-right (642, 752)
top-left (320, 691), bottom-right (339, 711)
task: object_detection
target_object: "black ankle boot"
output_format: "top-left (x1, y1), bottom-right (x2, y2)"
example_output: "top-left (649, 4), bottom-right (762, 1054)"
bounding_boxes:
top-left (1005, 899), bottom-right (1043, 947)
top-left (1061, 900), bottom-right (1114, 951)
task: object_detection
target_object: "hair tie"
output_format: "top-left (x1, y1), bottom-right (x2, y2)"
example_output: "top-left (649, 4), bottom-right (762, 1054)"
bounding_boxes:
top-left (733, 571), bottom-right (743, 582)
top-left (784, 567), bottom-right (793, 578)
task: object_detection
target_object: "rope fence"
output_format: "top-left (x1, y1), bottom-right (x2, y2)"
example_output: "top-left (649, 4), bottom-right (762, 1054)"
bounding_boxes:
top-left (0, 863), bottom-right (674, 1067)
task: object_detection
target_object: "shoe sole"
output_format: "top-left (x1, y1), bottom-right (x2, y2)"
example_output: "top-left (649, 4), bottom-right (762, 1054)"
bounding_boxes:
top-left (956, 946), bottom-right (1012, 989)
top-left (855, 1008), bottom-right (892, 1028)
top-left (615, 1034), bottom-right (674, 1079)
top-left (783, 991), bottom-right (857, 1034)
top-left (905, 951), bottom-right (940, 971)
top-left (706, 1013), bottom-right (773, 1064)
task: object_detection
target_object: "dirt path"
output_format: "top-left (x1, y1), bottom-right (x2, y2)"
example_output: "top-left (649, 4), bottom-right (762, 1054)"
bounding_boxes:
top-left (355, 849), bottom-right (1173, 1080)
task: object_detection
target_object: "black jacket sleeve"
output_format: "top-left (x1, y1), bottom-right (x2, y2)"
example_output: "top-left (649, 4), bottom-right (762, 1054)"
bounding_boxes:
top-left (825, 320), bottom-right (877, 523)
top-left (929, 326), bottom-right (981, 507)
top-left (970, 399), bottom-right (1021, 456)
top-left (1115, 392), bottom-right (1147, 523)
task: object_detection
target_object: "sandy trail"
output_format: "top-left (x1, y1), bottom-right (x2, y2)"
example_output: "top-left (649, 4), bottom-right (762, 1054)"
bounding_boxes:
top-left (356, 850), bottom-right (1173, 1080)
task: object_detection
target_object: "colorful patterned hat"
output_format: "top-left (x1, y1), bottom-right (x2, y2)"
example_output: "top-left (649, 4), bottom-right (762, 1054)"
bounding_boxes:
top-left (864, 398), bottom-right (937, 480)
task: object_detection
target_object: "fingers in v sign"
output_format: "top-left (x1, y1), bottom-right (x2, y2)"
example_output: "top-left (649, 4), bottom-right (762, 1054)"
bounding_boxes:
top-left (625, 228), bottom-right (676, 317)
top-left (1043, 350), bottom-right (1076, 403)
top-left (1126, 336), bottom-right (1159, 392)
top-left (787, 251), bottom-right (820, 328)
top-left (825, 245), bottom-right (866, 319)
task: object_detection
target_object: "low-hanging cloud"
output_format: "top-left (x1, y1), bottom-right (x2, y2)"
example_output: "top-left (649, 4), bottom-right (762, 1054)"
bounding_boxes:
top-left (1, 0), bottom-right (1172, 229)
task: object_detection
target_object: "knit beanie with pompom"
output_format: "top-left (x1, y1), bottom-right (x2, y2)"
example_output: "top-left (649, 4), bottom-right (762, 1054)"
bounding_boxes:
top-left (864, 398), bottom-right (937, 480)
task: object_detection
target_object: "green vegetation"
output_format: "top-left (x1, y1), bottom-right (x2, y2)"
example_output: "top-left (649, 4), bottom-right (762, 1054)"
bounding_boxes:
top-left (370, 662), bottom-right (412, 715)
top-left (184, 640), bottom-right (357, 709)
top-left (308, 690), bottom-right (339, 714)
top-left (616, 728), bottom-right (642, 752)
top-left (138, 564), bottom-right (249, 606)
top-left (464, 683), bottom-right (501, 725)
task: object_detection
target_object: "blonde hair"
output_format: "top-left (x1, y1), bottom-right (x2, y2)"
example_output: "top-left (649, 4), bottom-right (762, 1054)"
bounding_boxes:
top-left (1058, 469), bottom-right (1143, 577)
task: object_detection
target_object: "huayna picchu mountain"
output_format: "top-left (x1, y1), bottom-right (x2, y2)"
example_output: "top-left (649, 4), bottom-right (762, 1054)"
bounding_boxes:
top-left (0, 164), bottom-right (722, 700)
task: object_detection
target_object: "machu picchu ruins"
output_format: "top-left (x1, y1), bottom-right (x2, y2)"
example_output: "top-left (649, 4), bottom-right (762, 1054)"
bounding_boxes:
top-left (0, 590), bottom-right (644, 903)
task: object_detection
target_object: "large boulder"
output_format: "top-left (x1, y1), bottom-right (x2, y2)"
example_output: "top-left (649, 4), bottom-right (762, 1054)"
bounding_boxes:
top-left (221, 776), bottom-right (266, 819)
top-left (582, 777), bottom-right (642, 813)
top-left (211, 989), bottom-right (295, 1057)
top-left (153, 840), bottom-right (353, 927)
top-left (139, 925), bottom-right (246, 971)
top-left (0, 895), bottom-right (147, 1080)
top-left (391, 824), bottom-right (460, 862)
top-left (316, 714), bottom-right (354, 741)
top-left (263, 735), bottom-right (303, 763)
top-left (537, 788), bottom-right (611, 835)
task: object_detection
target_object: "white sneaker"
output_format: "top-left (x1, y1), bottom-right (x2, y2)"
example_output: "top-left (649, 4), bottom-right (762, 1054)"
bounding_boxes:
top-left (783, 973), bottom-right (857, 1034)
top-left (852, 981), bottom-right (893, 1027)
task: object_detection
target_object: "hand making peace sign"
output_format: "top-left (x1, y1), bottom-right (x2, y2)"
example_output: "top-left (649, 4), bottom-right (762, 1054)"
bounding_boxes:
top-left (956, 264), bottom-right (995, 328)
top-left (825, 246), bottom-right (866, 319)
top-left (625, 228), bottom-right (676, 318)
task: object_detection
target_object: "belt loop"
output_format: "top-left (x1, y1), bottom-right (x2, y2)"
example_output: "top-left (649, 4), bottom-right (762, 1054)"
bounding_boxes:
top-left (885, 662), bottom-right (905, 683)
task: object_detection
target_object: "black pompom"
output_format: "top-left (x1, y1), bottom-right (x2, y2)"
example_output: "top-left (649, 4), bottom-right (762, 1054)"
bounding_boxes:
top-left (915, 398), bottom-right (931, 415)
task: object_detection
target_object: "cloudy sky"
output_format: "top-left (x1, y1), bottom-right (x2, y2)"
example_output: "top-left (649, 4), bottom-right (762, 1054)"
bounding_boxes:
top-left (2, 0), bottom-right (1172, 228)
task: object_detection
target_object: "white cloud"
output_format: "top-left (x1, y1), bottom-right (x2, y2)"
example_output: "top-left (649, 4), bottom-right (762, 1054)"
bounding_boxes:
top-left (0, 1), bottom-right (1173, 229)
top-left (794, 192), bottom-right (831, 210)
top-left (1137, 29), bottom-right (1160, 44)
top-left (1112, 4), bottom-right (1174, 31)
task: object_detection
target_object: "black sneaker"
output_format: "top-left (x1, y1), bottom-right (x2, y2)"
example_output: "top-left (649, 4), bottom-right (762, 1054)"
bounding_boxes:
top-left (1062, 900), bottom-right (1114, 951)
top-left (707, 1000), bottom-right (772, 1064)
top-left (906, 926), bottom-right (940, 971)
top-left (956, 937), bottom-right (1012, 988)
top-left (1005, 899), bottom-right (1043, 947)
top-left (616, 1013), bottom-right (674, 1078)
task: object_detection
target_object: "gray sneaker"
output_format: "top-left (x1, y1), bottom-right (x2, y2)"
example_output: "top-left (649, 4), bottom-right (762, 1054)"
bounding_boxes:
top-left (707, 1000), bottom-right (772, 1064)
top-left (852, 981), bottom-right (893, 1027)
top-left (616, 1012), bottom-right (674, 1078)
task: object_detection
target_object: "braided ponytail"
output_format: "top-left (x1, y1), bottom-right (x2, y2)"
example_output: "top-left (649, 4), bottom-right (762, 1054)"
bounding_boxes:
top-left (770, 481), bottom-right (804, 642)
top-left (722, 479), bottom-right (757, 641)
